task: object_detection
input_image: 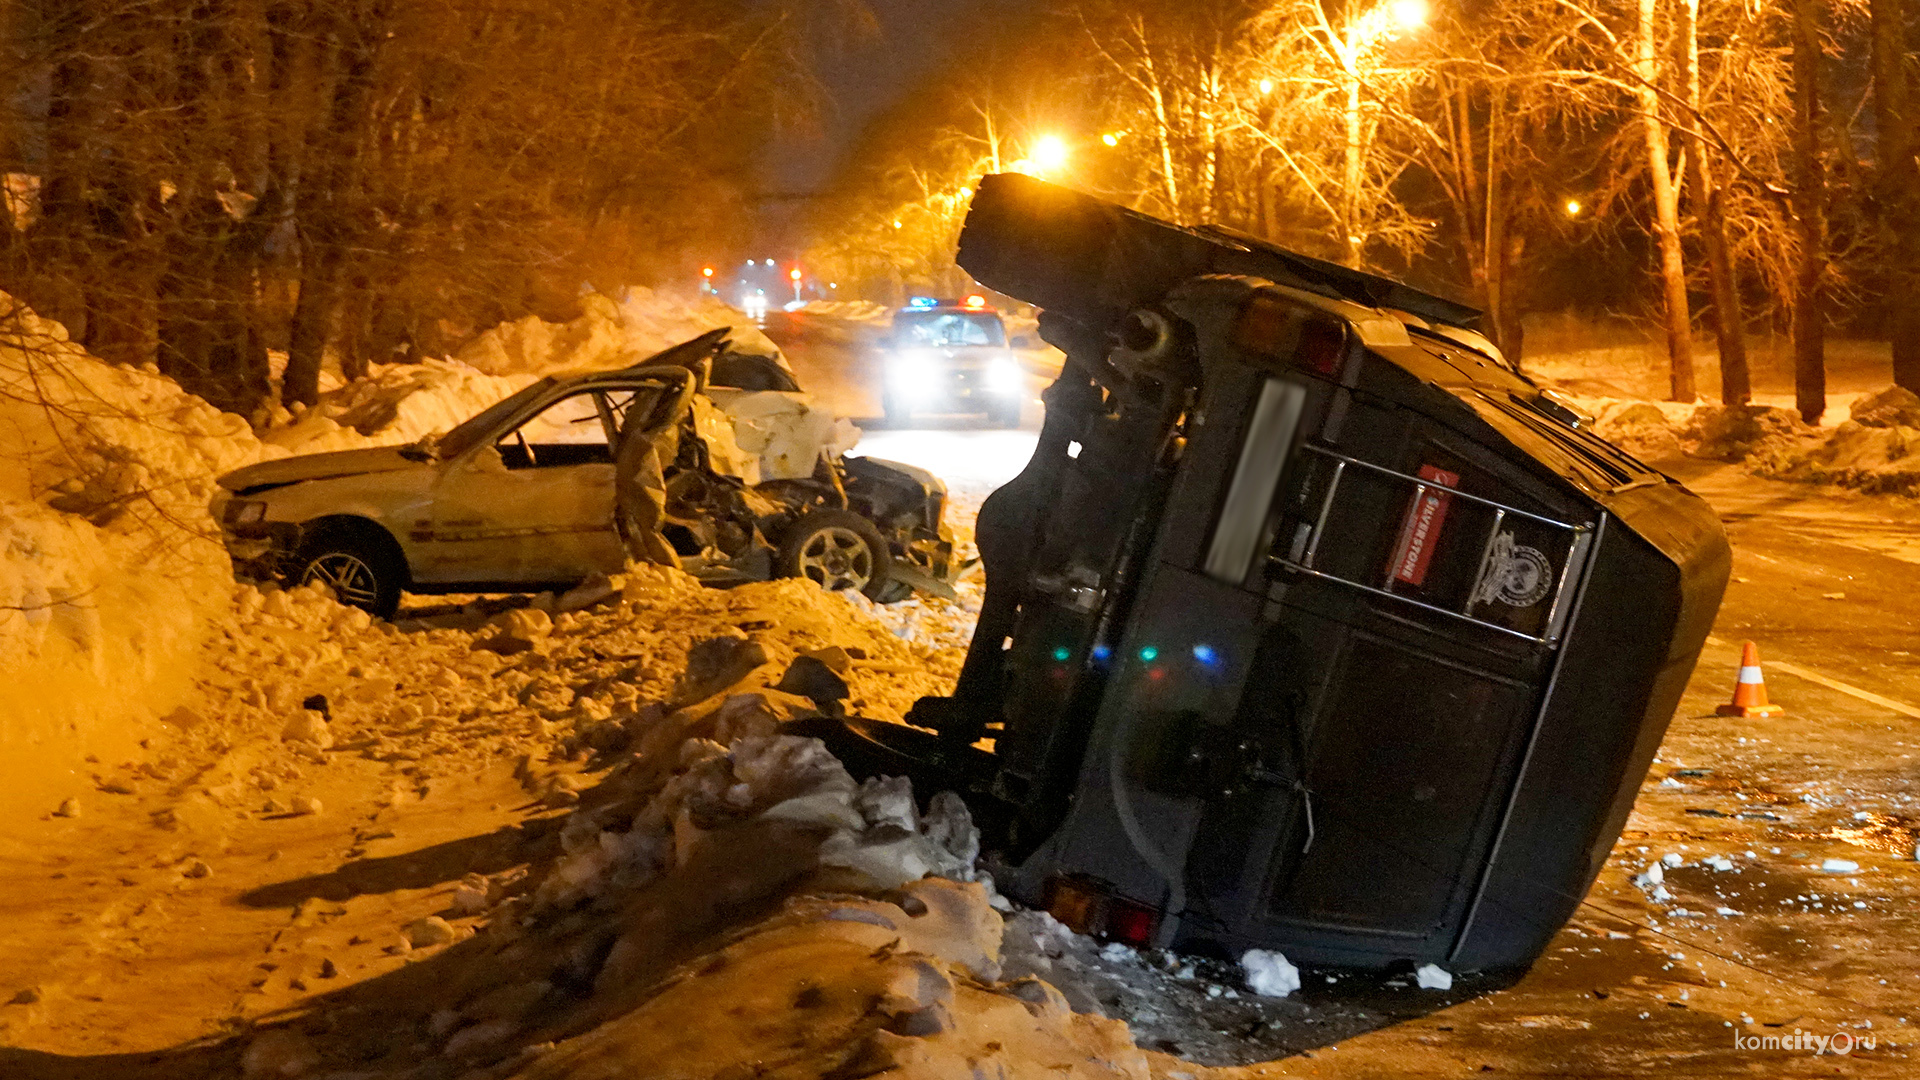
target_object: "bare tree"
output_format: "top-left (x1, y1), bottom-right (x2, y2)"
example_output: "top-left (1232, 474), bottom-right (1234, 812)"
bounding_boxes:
top-left (1870, 0), bottom-right (1920, 390)
top-left (1789, 0), bottom-right (1828, 423)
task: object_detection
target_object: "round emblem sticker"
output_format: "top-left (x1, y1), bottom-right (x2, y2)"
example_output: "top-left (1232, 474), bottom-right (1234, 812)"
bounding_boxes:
top-left (1495, 544), bottom-right (1552, 607)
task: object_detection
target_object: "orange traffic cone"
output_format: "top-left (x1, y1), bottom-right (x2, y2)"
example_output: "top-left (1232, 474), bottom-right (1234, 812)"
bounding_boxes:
top-left (1716, 641), bottom-right (1784, 717)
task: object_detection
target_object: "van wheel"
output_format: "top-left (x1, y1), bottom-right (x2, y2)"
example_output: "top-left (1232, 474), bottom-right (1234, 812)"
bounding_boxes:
top-left (293, 532), bottom-right (405, 619)
top-left (778, 510), bottom-right (893, 600)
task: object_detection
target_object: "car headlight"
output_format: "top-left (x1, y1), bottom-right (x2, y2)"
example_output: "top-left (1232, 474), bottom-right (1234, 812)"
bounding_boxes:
top-left (225, 499), bottom-right (268, 525)
top-left (987, 353), bottom-right (1023, 392)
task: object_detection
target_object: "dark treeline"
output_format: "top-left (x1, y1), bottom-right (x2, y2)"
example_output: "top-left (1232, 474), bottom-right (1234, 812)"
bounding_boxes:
top-left (0, 0), bottom-right (817, 415)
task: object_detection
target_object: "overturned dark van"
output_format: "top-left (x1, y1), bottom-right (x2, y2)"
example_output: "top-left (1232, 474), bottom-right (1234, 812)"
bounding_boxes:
top-left (813, 174), bottom-right (1730, 976)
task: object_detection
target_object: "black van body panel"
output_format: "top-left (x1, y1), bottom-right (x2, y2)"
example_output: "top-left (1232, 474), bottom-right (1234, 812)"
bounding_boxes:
top-left (868, 174), bottom-right (1732, 973)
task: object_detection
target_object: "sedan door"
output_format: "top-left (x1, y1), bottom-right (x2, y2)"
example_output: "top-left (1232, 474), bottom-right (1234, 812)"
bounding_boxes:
top-left (416, 389), bottom-right (627, 587)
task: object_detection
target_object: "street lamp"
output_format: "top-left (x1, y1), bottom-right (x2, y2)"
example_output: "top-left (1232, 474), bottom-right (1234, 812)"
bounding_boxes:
top-left (1032, 135), bottom-right (1069, 173)
top-left (789, 267), bottom-right (803, 304)
top-left (1328, 0), bottom-right (1426, 268)
top-left (1565, 199), bottom-right (1583, 217)
top-left (701, 266), bottom-right (715, 294)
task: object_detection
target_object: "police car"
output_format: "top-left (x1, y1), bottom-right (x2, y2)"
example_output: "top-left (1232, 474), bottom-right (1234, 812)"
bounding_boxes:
top-left (880, 295), bottom-right (1025, 427)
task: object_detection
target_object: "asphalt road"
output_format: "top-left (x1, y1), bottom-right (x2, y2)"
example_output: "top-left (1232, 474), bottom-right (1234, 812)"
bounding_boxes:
top-left (771, 309), bottom-right (1920, 1073)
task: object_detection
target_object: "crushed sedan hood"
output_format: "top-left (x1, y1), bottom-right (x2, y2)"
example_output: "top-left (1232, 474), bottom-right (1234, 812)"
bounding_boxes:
top-left (218, 446), bottom-right (422, 493)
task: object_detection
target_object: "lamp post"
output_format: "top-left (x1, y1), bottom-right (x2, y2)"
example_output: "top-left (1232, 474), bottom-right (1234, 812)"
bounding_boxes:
top-left (789, 267), bottom-right (803, 305)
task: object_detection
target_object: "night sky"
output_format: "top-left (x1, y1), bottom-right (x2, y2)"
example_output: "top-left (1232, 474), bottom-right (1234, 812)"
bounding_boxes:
top-left (765, 0), bottom-right (976, 196)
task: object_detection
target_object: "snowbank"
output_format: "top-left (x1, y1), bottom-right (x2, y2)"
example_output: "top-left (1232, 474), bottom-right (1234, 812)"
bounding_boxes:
top-left (0, 284), bottom-right (864, 817)
top-left (0, 296), bottom-right (259, 814)
top-left (454, 289), bottom-right (782, 378)
top-left (185, 568), bottom-right (1152, 1078)
top-left (1559, 386), bottom-right (1920, 496)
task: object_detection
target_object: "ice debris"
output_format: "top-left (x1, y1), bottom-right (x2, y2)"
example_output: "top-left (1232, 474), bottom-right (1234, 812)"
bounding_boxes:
top-left (1241, 949), bottom-right (1300, 997)
top-left (1415, 963), bottom-right (1454, 991)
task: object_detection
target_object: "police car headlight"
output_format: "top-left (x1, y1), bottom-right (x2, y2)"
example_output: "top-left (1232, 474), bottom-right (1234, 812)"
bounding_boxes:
top-left (987, 353), bottom-right (1023, 392)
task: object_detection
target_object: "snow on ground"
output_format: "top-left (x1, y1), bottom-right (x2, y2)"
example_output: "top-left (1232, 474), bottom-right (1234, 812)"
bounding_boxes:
top-left (0, 286), bottom-right (832, 813)
top-left (0, 563), bottom-right (1194, 1079)
top-left (797, 299), bottom-right (893, 326)
top-left (0, 296), bottom-right (267, 811)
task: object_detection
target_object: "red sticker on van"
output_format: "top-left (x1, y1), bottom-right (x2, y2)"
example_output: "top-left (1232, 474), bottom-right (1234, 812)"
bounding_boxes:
top-left (1390, 465), bottom-right (1460, 586)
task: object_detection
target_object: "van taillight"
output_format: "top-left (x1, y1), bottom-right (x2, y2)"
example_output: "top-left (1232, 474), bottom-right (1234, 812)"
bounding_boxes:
top-left (1043, 873), bottom-right (1161, 946)
top-left (1233, 292), bottom-right (1350, 377)
top-left (1105, 896), bottom-right (1158, 947)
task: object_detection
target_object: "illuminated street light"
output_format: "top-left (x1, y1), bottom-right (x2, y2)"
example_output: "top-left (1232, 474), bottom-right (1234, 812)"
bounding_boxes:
top-left (1565, 199), bottom-right (1583, 217)
top-left (1390, 0), bottom-right (1428, 30)
top-left (1331, 0), bottom-right (1428, 268)
top-left (789, 266), bottom-right (803, 304)
top-left (1102, 132), bottom-right (1122, 147)
top-left (1258, 78), bottom-right (1275, 95)
top-left (1031, 135), bottom-right (1070, 173)
top-left (892, 219), bottom-right (903, 229)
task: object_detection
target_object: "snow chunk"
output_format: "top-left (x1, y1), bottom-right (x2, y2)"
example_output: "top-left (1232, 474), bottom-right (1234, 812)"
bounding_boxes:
top-left (1241, 949), bottom-right (1300, 997)
top-left (1415, 963), bottom-right (1454, 990)
top-left (1821, 859), bottom-right (1860, 873)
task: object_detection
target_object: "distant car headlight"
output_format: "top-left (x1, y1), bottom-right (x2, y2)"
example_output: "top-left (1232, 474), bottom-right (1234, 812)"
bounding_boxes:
top-left (987, 353), bottom-right (1023, 392)
top-left (226, 499), bottom-right (268, 525)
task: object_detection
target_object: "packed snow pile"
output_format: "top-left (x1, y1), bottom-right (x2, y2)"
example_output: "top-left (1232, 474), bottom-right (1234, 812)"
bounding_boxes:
top-left (260, 358), bottom-right (528, 457)
top-left (454, 289), bottom-right (783, 379)
top-left (1748, 386), bottom-right (1920, 494)
top-left (0, 294), bottom-right (263, 796)
top-left (133, 566), bottom-right (1166, 1078)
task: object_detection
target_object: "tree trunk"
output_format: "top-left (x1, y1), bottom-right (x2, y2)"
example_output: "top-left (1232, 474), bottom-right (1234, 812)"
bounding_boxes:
top-left (286, 5), bottom-right (386, 406)
top-left (1342, 65), bottom-right (1364, 268)
top-left (1870, 0), bottom-right (1920, 390)
top-left (1790, 0), bottom-right (1827, 424)
top-left (1639, 0), bottom-right (1695, 402)
top-left (1483, 87), bottom-right (1511, 356)
top-left (1683, 0), bottom-right (1749, 405)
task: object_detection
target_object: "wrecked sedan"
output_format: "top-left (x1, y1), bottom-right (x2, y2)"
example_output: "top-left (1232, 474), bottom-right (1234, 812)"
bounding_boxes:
top-left (211, 330), bottom-right (955, 618)
top-left (805, 174), bottom-right (1730, 978)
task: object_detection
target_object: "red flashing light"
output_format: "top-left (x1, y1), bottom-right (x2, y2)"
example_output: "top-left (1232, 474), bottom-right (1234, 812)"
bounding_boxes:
top-left (964, 294), bottom-right (988, 310)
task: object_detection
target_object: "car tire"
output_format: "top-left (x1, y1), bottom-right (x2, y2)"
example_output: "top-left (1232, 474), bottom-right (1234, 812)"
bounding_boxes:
top-left (778, 509), bottom-right (893, 600)
top-left (292, 528), bottom-right (406, 620)
top-left (986, 395), bottom-right (1022, 428)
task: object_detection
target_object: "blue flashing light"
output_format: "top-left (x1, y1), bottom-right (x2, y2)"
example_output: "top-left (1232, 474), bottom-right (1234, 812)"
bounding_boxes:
top-left (907, 296), bottom-right (939, 309)
top-left (1091, 644), bottom-right (1112, 662)
top-left (1192, 644), bottom-right (1218, 665)
top-left (1139, 646), bottom-right (1159, 663)
top-left (1051, 646), bottom-right (1071, 662)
